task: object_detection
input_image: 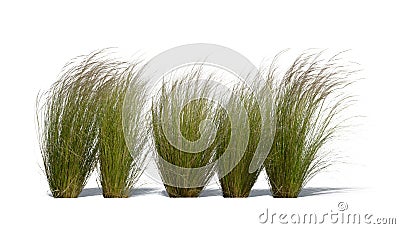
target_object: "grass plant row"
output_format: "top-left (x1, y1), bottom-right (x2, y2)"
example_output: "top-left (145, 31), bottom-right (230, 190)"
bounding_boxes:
top-left (37, 50), bottom-right (356, 198)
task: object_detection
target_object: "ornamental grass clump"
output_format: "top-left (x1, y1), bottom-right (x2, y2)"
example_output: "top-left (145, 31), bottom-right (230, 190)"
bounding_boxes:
top-left (264, 51), bottom-right (356, 198)
top-left (217, 86), bottom-right (264, 198)
top-left (151, 68), bottom-right (225, 197)
top-left (97, 63), bottom-right (148, 198)
top-left (37, 51), bottom-right (108, 198)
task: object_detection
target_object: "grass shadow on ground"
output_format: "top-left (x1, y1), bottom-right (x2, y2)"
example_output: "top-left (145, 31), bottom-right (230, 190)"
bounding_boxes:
top-left (48, 186), bottom-right (357, 198)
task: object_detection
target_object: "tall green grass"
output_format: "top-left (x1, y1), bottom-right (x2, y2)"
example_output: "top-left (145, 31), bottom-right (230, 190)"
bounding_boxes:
top-left (37, 51), bottom-right (107, 198)
top-left (264, 51), bottom-right (355, 198)
top-left (217, 86), bottom-right (264, 197)
top-left (151, 69), bottom-right (225, 197)
top-left (97, 63), bottom-right (148, 198)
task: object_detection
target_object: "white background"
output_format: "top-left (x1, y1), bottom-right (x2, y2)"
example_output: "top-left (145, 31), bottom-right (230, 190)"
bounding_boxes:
top-left (0, 0), bottom-right (399, 228)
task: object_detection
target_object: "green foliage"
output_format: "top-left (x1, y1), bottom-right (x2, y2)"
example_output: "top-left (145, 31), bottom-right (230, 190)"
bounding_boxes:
top-left (217, 87), bottom-right (264, 197)
top-left (97, 63), bottom-right (148, 198)
top-left (37, 49), bottom-right (356, 199)
top-left (264, 51), bottom-right (355, 198)
top-left (37, 51), bottom-right (106, 198)
top-left (151, 69), bottom-right (225, 197)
